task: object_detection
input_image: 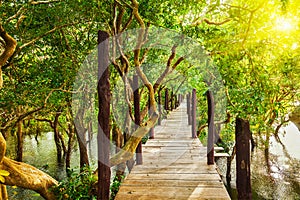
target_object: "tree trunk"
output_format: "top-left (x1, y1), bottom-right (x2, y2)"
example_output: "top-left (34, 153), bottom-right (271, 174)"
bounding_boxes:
top-left (0, 184), bottom-right (8, 200)
top-left (75, 127), bottom-right (89, 169)
top-left (111, 123), bottom-right (126, 199)
top-left (53, 113), bottom-right (63, 163)
top-left (164, 88), bottom-right (169, 111)
top-left (124, 112), bottom-right (135, 172)
top-left (187, 93), bottom-right (191, 125)
top-left (16, 119), bottom-right (23, 162)
top-left (170, 90), bottom-right (174, 111)
top-left (157, 90), bottom-right (162, 125)
top-left (206, 90), bottom-right (215, 165)
top-left (97, 30), bottom-right (111, 200)
top-left (134, 75), bottom-right (142, 164)
top-left (66, 123), bottom-right (75, 174)
top-left (235, 118), bottom-right (252, 200)
top-left (191, 89), bottom-right (197, 138)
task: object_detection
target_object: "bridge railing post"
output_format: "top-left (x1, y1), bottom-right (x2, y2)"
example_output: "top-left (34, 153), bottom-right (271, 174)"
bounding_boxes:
top-left (206, 90), bottom-right (214, 165)
top-left (97, 30), bottom-right (111, 200)
top-left (165, 88), bottom-right (169, 111)
top-left (191, 89), bottom-right (197, 138)
top-left (187, 93), bottom-right (191, 125)
top-left (133, 75), bottom-right (143, 165)
top-left (236, 118), bottom-right (252, 199)
top-left (170, 90), bottom-right (174, 111)
top-left (157, 90), bottom-right (162, 125)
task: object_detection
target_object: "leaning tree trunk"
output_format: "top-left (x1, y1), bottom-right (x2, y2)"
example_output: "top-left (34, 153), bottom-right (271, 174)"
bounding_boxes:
top-left (0, 133), bottom-right (57, 199)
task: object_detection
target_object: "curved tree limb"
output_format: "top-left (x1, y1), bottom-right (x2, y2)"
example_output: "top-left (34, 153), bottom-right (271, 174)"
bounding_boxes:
top-left (0, 133), bottom-right (6, 163)
top-left (30, 0), bottom-right (60, 5)
top-left (109, 111), bottom-right (158, 166)
top-left (1, 157), bottom-right (58, 200)
top-left (0, 24), bottom-right (17, 88)
top-left (192, 18), bottom-right (232, 26)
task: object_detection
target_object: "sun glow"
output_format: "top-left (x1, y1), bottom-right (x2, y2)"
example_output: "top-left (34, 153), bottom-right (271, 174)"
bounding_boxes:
top-left (274, 17), bottom-right (295, 32)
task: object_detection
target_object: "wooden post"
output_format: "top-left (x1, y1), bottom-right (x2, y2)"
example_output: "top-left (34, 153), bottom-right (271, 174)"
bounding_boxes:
top-left (133, 75), bottom-right (143, 165)
top-left (175, 94), bottom-right (178, 108)
top-left (97, 30), bottom-right (111, 200)
top-left (187, 93), bottom-right (191, 125)
top-left (206, 90), bottom-right (214, 165)
top-left (235, 118), bottom-right (252, 199)
top-left (158, 90), bottom-right (162, 125)
top-left (170, 90), bottom-right (174, 111)
top-left (165, 88), bottom-right (169, 111)
top-left (191, 89), bottom-right (197, 138)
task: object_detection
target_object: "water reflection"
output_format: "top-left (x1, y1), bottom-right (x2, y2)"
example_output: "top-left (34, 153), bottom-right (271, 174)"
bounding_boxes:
top-left (5, 123), bottom-right (300, 199)
top-left (6, 131), bottom-right (121, 199)
top-left (218, 122), bottom-right (300, 199)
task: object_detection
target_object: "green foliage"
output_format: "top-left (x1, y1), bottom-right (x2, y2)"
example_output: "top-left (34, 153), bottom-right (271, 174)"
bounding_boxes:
top-left (110, 175), bottom-right (125, 200)
top-left (51, 166), bottom-right (97, 200)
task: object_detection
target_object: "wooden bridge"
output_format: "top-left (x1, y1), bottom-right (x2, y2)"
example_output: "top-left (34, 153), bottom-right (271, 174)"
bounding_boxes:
top-left (115, 101), bottom-right (231, 199)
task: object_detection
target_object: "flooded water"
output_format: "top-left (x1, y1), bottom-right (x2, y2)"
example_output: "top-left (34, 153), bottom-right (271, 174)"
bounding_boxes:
top-left (5, 132), bottom-right (98, 199)
top-left (217, 122), bottom-right (300, 199)
top-left (5, 123), bottom-right (300, 199)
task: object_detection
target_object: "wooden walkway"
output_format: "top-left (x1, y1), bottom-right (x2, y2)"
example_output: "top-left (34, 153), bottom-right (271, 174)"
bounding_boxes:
top-left (115, 102), bottom-right (231, 200)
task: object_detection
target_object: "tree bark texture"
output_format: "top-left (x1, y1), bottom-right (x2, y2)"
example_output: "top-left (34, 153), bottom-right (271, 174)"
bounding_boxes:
top-left (97, 30), bottom-right (111, 200)
top-left (164, 88), bottom-right (169, 111)
top-left (235, 118), bottom-right (252, 200)
top-left (158, 90), bottom-right (162, 125)
top-left (206, 90), bottom-right (215, 165)
top-left (16, 120), bottom-right (23, 162)
top-left (187, 93), bottom-right (191, 125)
top-left (134, 75), bottom-right (143, 165)
top-left (191, 89), bottom-right (197, 138)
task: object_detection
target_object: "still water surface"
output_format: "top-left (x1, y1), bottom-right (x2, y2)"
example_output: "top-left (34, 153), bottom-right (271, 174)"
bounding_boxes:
top-left (217, 122), bottom-right (300, 199)
top-left (5, 122), bottom-right (300, 199)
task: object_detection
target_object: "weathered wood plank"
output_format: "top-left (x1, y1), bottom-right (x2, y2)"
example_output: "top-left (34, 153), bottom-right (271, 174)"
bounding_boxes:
top-left (117, 186), bottom-right (230, 199)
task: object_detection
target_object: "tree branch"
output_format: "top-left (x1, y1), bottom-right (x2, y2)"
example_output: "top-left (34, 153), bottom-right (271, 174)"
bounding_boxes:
top-left (109, 111), bottom-right (159, 166)
top-left (30, 0), bottom-right (60, 5)
top-left (6, 6), bottom-right (27, 24)
top-left (0, 87), bottom-right (56, 130)
top-left (153, 46), bottom-right (184, 92)
top-left (0, 24), bottom-right (17, 88)
top-left (18, 22), bottom-right (77, 51)
top-left (203, 18), bottom-right (232, 25)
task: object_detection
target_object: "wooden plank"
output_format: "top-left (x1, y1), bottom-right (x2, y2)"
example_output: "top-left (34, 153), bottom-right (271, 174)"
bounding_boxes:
top-left (117, 186), bottom-right (230, 199)
top-left (214, 146), bottom-right (224, 151)
top-left (121, 179), bottom-right (224, 187)
top-left (214, 153), bottom-right (230, 157)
